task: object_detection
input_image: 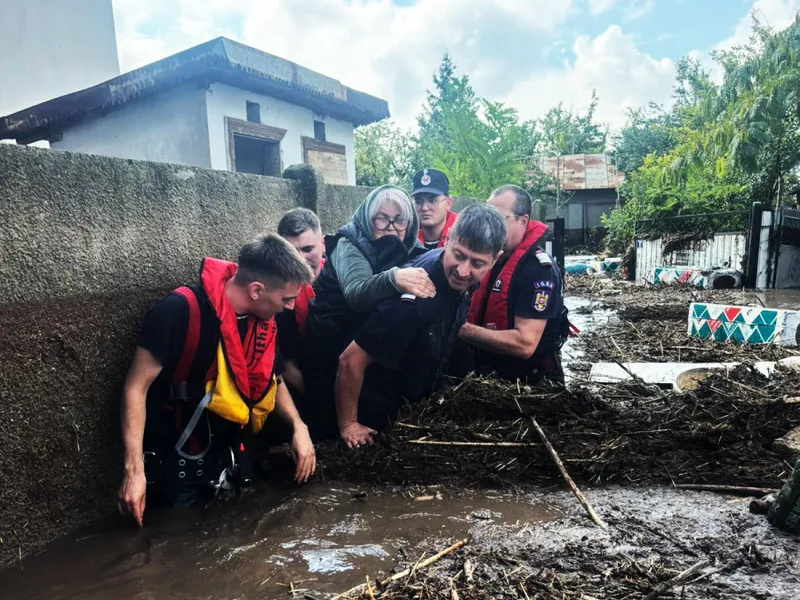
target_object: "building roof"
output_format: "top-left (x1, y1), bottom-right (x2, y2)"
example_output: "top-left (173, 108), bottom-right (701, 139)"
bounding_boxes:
top-left (0, 37), bottom-right (390, 143)
top-left (535, 153), bottom-right (624, 191)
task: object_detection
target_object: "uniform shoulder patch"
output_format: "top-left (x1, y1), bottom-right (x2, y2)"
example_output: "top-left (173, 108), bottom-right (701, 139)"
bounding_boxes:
top-left (534, 280), bottom-right (554, 290)
top-left (533, 289), bottom-right (551, 312)
top-left (534, 250), bottom-right (552, 266)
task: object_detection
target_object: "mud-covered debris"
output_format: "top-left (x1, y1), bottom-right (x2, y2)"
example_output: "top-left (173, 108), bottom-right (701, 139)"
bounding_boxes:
top-left (317, 367), bottom-right (800, 489)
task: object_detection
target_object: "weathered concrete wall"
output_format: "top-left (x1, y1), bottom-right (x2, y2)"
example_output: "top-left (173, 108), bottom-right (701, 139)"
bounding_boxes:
top-left (0, 143), bottom-right (483, 568)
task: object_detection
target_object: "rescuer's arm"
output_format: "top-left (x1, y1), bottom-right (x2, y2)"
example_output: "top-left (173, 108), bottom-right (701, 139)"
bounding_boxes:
top-left (282, 359), bottom-right (306, 395)
top-left (273, 380), bottom-right (316, 483)
top-left (117, 347), bottom-right (162, 527)
top-left (335, 341), bottom-right (377, 448)
top-left (459, 318), bottom-right (547, 359)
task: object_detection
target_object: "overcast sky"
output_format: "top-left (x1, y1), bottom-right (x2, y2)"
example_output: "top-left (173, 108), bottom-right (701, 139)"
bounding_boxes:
top-left (111, 0), bottom-right (800, 131)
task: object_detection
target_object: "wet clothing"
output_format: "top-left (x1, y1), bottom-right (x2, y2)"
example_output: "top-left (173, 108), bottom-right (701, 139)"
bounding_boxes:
top-left (352, 249), bottom-right (469, 430)
top-left (418, 210), bottom-right (458, 250)
top-left (302, 186), bottom-right (422, 439)
top-left (468, 221), bottom-right (568, 385)
top-left (138, 258), bottom-right (284, 507)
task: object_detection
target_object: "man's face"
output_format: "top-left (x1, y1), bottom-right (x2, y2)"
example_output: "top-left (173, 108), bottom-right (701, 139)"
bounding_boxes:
top-left (284, 228), bottom-right (324, 278)
top-left (442, 238), bottom-right (499, 292)
top-left (488, 191), bottom-right (529, 252)
top-left (414, 193), bottom-right (453, 229)
top-left (248, 281), bottom-right (302, 320)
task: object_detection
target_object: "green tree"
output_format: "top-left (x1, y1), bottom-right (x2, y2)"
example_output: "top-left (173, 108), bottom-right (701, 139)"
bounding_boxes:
top-left (612, 103), bottom-right (677, 173)
top-left (537, 90), bottom-right (608, 155)
top-left (354, 121), bottom-right (413, 187)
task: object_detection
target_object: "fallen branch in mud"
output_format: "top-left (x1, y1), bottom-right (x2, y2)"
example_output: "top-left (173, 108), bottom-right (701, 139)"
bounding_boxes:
top-left (643, 559), bottom-right (711, 600)
top-left (331, 538), bottom-right (468, 599)
top-left (408, 439), bottom-right (537, 448)
top-left (673, 484), bottom-right (778, 496)
top-left (530, 417), bottom-right (608, 530)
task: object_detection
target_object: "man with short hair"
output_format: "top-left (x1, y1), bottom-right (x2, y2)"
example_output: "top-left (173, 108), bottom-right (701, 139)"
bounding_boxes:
top-left (334, 204), bottom-right (506, 448)
top-left (276, 208), bottom-right (325, 395)
top-left (411, 168), bottom-right (458, 250)
top-left (117, 234), bottom-right (317, 525)
top-left (460, 185), bottom-right (568, 386)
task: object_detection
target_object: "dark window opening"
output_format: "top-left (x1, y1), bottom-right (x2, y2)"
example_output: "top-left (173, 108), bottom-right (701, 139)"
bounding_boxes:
top-left (246, 101), bottom-right (261, 123)
top-left (314, 120), bottom-right (326, 141)
top-left (233, 134), bottom-right (280, 176)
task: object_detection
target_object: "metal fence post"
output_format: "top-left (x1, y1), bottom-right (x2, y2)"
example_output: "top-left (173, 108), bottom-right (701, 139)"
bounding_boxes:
top-left (744, 202), bottom-right (763, 289)
top-left (552, 217), bottom-right (565, 267)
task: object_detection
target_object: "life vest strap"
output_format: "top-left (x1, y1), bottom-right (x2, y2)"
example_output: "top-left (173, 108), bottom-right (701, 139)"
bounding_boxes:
top-left (174, 384), bottom-right (214, 460)
top-left (173, 286), bottom-right (201, 383)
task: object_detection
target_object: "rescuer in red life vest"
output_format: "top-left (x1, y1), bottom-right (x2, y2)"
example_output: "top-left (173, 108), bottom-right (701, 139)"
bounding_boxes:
top-left (459, 185), bottom-right (569, 385)
top-left (117, 235), bottom-right (317, 526)
top-left (276, 208), bottom-right (325, 396)
top-left (412, 168), bottom-right (458, 251)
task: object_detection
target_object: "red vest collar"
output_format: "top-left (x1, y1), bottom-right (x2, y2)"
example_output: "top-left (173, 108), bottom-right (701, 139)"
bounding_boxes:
top-left (467, 220), bottom-right (548, 330)
top-left (418, 210), bottom-right (458, 248)
top-left (199, 257), bottom-right (276, 401)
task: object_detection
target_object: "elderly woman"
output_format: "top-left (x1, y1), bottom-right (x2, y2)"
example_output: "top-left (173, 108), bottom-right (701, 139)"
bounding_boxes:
top-left (302, 185), bottom-right (434, 439)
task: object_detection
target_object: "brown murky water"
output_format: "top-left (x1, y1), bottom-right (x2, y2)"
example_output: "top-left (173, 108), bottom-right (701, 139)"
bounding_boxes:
top-left (0, 484), bottom-right (562, 600)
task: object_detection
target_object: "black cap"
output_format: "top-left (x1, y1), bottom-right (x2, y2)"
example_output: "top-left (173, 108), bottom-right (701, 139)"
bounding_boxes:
top-left (411, 168), bottom-right (449, 197)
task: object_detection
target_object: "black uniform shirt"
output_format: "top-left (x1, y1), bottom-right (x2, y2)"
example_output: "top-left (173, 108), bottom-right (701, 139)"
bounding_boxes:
top-left (477, 249), bottom-right (563, 381)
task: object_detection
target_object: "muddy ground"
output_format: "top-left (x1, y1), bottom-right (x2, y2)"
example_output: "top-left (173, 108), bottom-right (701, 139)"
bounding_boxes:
top-left (2, 280), bottom-right (799, 598)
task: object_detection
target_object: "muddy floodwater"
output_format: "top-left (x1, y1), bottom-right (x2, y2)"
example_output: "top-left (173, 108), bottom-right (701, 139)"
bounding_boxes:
top-left (0, 484), bottom-right (562, 599)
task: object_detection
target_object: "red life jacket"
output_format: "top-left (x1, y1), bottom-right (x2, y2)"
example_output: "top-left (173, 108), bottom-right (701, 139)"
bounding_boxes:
top-left (418, 210), bottom-right (458, 248)
top-left (293, 258), bottom-right (324, 338)
top-left (172, 257), bottom-right (277, 406)
top-left (468, 220), bottom-right (549, 330)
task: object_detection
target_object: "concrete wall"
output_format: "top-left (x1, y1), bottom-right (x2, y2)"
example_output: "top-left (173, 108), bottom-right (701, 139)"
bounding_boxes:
top-left (206, 83), bottom-right (357, 184)
top-left (0, 143), bottom-right (482, 568)
top-left (0, 0), bottom-right (119, 117)
top-left (53, 86), bottom-right (212, 169)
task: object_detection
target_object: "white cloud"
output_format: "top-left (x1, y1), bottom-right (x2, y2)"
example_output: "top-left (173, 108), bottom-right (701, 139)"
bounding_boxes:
top-left (716, 0), bottom-right (800, 50)
top-left (589, 0), bottom-right (617, 16)
top-left (505, 25), bottom-right (675, 133)
top-left (624, 0), bottom-right (655, 22)
top-left (112, 0), bottom-right (575, 128)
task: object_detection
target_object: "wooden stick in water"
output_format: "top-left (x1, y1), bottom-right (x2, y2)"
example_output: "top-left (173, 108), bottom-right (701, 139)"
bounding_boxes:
top-left (673, 484), bottom-right (777, 496)
top-left (530, 417), bottom-right (608, 529)
top-left (408, 439), bottom-right (537, 448)
top-left (331, 539), bottom-right (468, 599)
top-left (643, 559), bottom-right (710, 600)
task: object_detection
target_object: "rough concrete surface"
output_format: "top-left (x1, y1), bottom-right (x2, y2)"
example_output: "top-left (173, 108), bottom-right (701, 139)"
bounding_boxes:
top-left (0, 144), bottom-right (299, 305)
top-left (0, 290), bottom-right (168, 568)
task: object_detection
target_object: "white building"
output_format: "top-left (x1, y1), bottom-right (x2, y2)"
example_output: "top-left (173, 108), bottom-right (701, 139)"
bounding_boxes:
top-left (0, 38), bottom-right (389, 185)
top-left (0, 0), bottom-right (119, 117)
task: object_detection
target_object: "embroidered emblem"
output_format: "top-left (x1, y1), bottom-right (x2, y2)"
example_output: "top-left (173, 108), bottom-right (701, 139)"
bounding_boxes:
top-left (533, 290), bottom-right (551, 312)
top-left (534, 280), bottom-right (554, 290)
top-left (491, 278), bottom-right (502, 292)
top-left (421, 168), bottom-right (431, 186)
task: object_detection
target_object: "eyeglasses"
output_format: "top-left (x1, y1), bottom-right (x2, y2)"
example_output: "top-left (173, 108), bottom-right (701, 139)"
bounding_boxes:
top-left (414, 195), bottom-right (447, 207)
top-left (373, 214), bottom-right (409, 231)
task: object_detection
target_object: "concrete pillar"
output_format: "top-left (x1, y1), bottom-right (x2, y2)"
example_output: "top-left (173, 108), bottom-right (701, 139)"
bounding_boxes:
top-left (757, 210), bottom-right (773, 289)
top-left (282, 163), bottom-right (325, 212)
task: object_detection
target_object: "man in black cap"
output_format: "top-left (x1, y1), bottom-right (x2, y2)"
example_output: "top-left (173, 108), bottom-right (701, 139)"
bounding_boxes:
top-left (411, 168), bottom-right (457, 251)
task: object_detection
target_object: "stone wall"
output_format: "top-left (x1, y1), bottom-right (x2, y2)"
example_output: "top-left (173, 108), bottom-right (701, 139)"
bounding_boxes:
top-left (0, 144), bottom-right (485, 568)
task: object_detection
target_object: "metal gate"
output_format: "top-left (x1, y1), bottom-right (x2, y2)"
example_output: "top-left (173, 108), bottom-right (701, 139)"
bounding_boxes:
top-left (773, 208), bottom-right (800, 288)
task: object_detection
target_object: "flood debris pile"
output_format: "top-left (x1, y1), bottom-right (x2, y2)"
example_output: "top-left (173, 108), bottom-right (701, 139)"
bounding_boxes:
top-left (318, 367), bottom-right (800, 489)
top-left (332, 502), bottom-right (787, 600)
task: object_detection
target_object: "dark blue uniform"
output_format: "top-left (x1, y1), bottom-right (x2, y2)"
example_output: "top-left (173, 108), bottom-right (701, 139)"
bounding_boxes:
top-left (353, 249), bottom-right (469, 429)
top-left (476, 249), bottom-right (567, 385)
